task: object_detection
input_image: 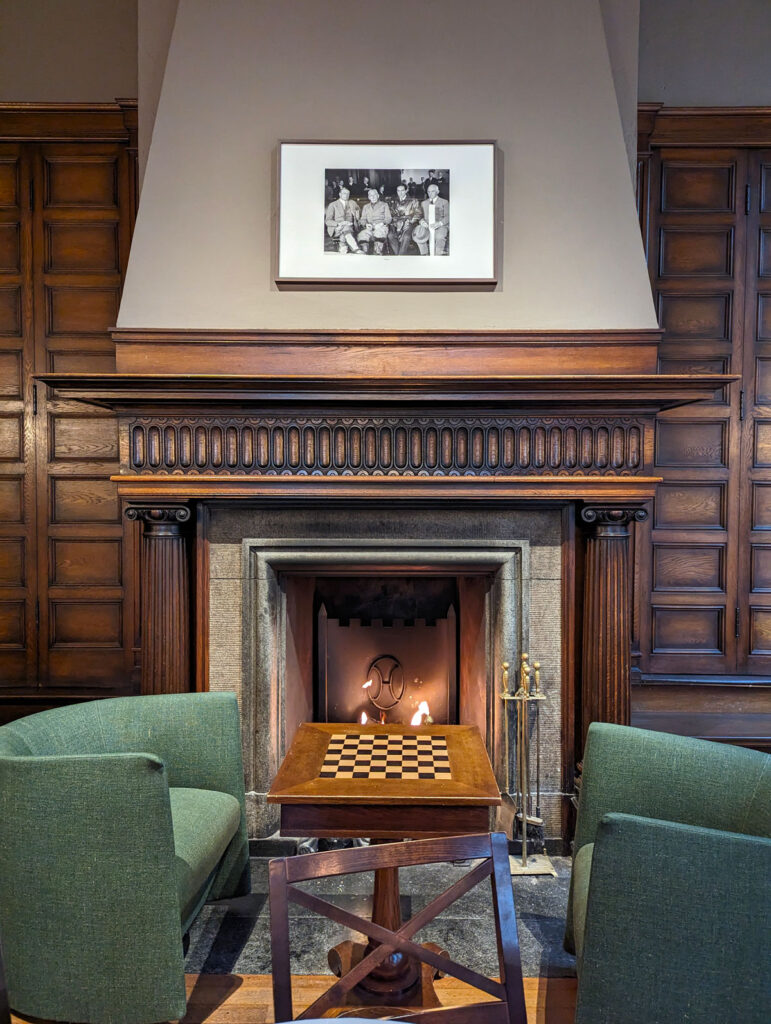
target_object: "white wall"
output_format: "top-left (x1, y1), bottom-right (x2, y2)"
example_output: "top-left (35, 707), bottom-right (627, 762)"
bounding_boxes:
top-left (0, 0), bottom-right (137, 102)
top-left (639, 0), bottom-right (771, 104)
top-left (137, 0), bottom-right (179, 190)
top-left (600, 0), bottom-right (640, 181)
top-left (118, 0), bottom-right (656, 332)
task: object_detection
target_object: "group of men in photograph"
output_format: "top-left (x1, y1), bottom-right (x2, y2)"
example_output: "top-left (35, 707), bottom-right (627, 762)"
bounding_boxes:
top-left (324, 173), bottom-right (449, 256)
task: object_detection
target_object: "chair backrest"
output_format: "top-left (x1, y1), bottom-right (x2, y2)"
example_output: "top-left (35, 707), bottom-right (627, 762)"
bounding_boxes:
top-left (269, 832), bottom-right (527, 1023)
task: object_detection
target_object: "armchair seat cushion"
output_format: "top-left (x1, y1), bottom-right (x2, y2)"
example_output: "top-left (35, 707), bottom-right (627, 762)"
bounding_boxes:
top-left (170, 787), bottom-right (242, 930)
top-left (571, 841), bottom-right (593, 964)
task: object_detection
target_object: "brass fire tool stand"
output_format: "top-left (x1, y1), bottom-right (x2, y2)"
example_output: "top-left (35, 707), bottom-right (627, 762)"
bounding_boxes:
top-left (501, 654), bottom-right (556, 877)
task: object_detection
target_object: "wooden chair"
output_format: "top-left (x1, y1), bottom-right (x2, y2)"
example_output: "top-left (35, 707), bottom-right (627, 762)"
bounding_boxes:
top-left (269, 832), bottom-right (527, 1022)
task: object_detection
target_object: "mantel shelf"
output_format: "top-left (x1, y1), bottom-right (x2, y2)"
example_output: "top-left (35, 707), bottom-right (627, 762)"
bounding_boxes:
top-left (36, 372), bottom-right (734, 413)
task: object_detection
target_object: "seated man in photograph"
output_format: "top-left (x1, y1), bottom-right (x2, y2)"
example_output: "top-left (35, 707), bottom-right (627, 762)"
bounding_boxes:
top-left (325, 187), bottom-right (365, 254)
top-left (388, 183), bottom-right (423, 255)
top-left (415, 183), bottom-right (449, 255)
top-left (357, 187), bottom-right (392, 254)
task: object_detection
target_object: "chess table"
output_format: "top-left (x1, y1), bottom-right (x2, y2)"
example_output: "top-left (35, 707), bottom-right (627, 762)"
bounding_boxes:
top-left (267, 722), bottom-right (501, 1012)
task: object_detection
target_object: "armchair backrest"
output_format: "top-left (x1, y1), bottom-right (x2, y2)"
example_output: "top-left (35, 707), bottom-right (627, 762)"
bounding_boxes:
top-left (575, 723), bottom-right (771, 857)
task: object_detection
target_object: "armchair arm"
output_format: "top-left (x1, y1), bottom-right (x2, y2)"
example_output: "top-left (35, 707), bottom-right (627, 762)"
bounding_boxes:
top-left (94, 691), bottom-right (250, 897)
top-left (0, 753), bottom-right (187, 1024)
top-left (575, 812), bottom-right (771, 1024)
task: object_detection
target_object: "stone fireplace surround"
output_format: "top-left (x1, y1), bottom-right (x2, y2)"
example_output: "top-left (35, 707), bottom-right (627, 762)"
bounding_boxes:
top-left (39, 327), bottom-right (733, 846)
top-left (206, 507), bottom-right (563, 840)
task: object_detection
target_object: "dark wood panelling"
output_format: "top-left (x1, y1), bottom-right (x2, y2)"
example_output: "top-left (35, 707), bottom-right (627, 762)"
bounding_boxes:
top-left (0, 538), bottom-right (24, 585)
top-left (0, 286), bottom-right (21, 334)
top-left (655, 420), bottom-right (727, 467)
top-left (639, 146), bottom-right (744, 680)
top-left (50, 538), bottom-right (121, 586)
top-left (50, 415), bottom-right (118, 461)
top-left (0, 224), bottom-right (20, 272)
top-left (661, 162), bottom-right (735, 212)
top-left (0, 478), bottom-right (23, 521)
top-left (47, 286), bottom-right (120, 335)
top-left (657, 293), bottom-right (731, 340)
top-left (637, 116), bottom-right (771, 738)
top-left (0, 415), bottom-right (22, 460)
top-left (44, 157), bottom-right (117, 208)
top-left (652, 606), bottom-right (724, 654)
top-left (0, 600), bottom-right (24, 646)
top-left (45, 223), bottom-right (119, 274)
top-left (659, 228), bottom-right (734, 277)
top-left (654, 483), bottom-right (725, 529)
top-left (653, 544), bottom-right (724, 591)
top-left (49, 601), bottom-right (121, 647)
top-left (49, 476), bottom-right (120, 523)
top-left (0, 121), bottom-right (137, 700)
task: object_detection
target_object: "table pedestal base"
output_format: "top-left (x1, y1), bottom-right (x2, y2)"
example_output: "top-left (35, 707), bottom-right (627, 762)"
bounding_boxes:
top-left (329, 939), bottom-right (446, 1011)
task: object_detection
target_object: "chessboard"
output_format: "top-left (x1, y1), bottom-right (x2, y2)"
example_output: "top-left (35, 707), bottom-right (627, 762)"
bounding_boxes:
top-left (318, 732), bottom-right (452, 780)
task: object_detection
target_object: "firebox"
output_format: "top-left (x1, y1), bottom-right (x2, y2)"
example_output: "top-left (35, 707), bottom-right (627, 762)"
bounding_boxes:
top-left (315, 576), bottom-right (459, 726)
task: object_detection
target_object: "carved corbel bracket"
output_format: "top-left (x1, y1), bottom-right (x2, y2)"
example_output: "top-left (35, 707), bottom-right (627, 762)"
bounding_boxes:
top-left (581, 506), bottom-right (648, 531)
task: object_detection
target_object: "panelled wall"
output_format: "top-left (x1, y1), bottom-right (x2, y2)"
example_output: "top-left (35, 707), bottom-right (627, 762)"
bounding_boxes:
top-left (0, 106), bottom-right (138, 715)
top-left (635, 107), bottom-right (771, 747)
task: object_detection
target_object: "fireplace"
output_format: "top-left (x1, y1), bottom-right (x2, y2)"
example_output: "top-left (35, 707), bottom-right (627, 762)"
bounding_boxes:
top-left (41, 354), bottom-right (729, 850)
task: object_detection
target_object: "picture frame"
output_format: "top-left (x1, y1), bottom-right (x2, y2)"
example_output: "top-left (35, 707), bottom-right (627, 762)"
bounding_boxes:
top-left (276, 141), bottom-right (497, 287)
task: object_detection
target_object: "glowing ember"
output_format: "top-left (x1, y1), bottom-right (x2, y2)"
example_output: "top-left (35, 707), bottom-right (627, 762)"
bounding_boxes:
top-left (362, 679), bottom-right (373, 690)
top-left (360, 711), bottom-right (368, 725)
top-left (410, 700), bottom-right (431, 726)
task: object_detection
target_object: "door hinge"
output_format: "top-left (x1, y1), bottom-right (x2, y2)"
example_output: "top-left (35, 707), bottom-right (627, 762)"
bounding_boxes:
top-left (32, 383), bottom-right (37, 415)
top-left (739, 388), bottom-right (745, 421)
top-left (745, 184), bottom-right (751, 215)
top-left (735, 606), bottom-right (741, 639)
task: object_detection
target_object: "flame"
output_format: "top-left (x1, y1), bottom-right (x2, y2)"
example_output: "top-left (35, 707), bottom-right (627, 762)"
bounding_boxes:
top-left (362, 679), bottom-right (373, 690)
top-left (410, 700), bottom-right (431, 726)
top-left (360, 711), bottom-right (368, 725)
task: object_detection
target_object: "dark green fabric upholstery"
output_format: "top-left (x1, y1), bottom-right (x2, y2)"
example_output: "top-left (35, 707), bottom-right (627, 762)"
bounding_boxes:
top-left (0, 692), bottom-right (250, 1024)
top-left (575, 814), bottom-right (771, 1024)
top-left (566, 724), bottom-right (771, 1024)
top-left (170, 787), bottom-right (242, 931)
top-left (566, 722), bottom-right (771, 951)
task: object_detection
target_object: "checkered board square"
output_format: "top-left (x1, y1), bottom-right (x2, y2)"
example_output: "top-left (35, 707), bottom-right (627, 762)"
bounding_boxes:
top-left (318, 733), bottom-right (452, 780)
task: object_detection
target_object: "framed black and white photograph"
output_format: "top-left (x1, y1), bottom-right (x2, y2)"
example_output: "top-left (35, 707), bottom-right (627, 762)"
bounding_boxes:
top-left (276, 142), bottom-right (496, 285)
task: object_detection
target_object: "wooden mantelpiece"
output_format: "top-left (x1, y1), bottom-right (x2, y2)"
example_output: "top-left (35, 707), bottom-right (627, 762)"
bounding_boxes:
top-left (39, 365), bottom-right (733, 777)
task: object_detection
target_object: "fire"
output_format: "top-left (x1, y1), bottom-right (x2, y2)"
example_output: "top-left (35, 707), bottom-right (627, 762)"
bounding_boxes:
top-left (362, 679), bottom-right (373, 690)
top-left (360, 711), bottom-right (368, 725)
top-left (410, 700), bottom-right (431, 726)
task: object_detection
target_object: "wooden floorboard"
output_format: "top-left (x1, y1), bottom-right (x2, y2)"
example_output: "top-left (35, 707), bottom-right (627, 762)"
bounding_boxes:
top-left (8, 973), bottom-right (576, 1024)
top-left (178, 974), bottom-right (577, 1023)
top-left (10, 974), bottom-right (577, 1023)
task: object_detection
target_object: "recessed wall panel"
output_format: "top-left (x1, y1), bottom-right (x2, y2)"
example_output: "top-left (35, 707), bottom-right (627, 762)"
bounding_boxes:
top-left (50, 602), bottom-right (121, 647)
top-left (661, 163), bottom-right (734, 212)
top-left (0, 352), bottom-right (21, 397)
top-left (51, 416), bottom-right (118, 462)
top-left (0, 287), bottom-right (21, 336)
top-left (50, 478), bottom-right (119, 523)
top-left (0, 601), bottom-right (24, 647)
top-left (50, 539), bottom-right (121, 586)
top-left (653, 545), bottom-right (724, 592)
top-left (0, 539), bottom-right (24, 586)
top-left (44, 158), bottom-right (117, 208)
top-left (657, 293), bottom-right (730, 341)
top-left (47, 287), bottom-right (119, 336)
top-left (0, 478), bottom-right (23, 522)
top-left (45, 223), bottom-right (119, 273)
top-left (0, 161), bottom-right (19, 207)
top-left (659, 228), bottom-right (733, 278)
top-left (655, 484), bottom-right (725, 530)
top-left (0, 415), bottom-right (22, 461)
top-left (0, 224), bottom-right (20, 273)
top-left (750, 608), bottom-right (771, 655)
top-left (751, 546), bottom-right (771, 592)
top-left (655, 421), bottom-right (726, 468)
top-left (652, 606), bottom-right (724, 654)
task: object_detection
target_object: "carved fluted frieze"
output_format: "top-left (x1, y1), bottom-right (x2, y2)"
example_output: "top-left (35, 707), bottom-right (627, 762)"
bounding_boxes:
top-left (126, 415), bottom-right (646, 477)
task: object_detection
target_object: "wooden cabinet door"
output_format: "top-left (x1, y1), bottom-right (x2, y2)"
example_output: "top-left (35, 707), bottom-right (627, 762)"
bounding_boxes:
top-left (0, 144), bottom-right (36, 686)
top-left (739, 149), bottom-right (771, 673)
top-left (640, 148), bottom-right (747, 675)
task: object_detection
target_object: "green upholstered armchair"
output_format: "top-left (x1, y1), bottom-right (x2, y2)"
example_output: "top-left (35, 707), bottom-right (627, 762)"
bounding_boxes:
top-left (0, 691), bottom-right (250, 1024)
top-left (566, 723), bottom-right (771, 1024)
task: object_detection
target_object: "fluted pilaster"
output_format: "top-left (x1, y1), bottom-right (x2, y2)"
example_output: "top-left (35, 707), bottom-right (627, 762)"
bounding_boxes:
top-left (580, 506), bottom-right (647, 747)
top-left (125, 505), bottom-right (191, 695)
